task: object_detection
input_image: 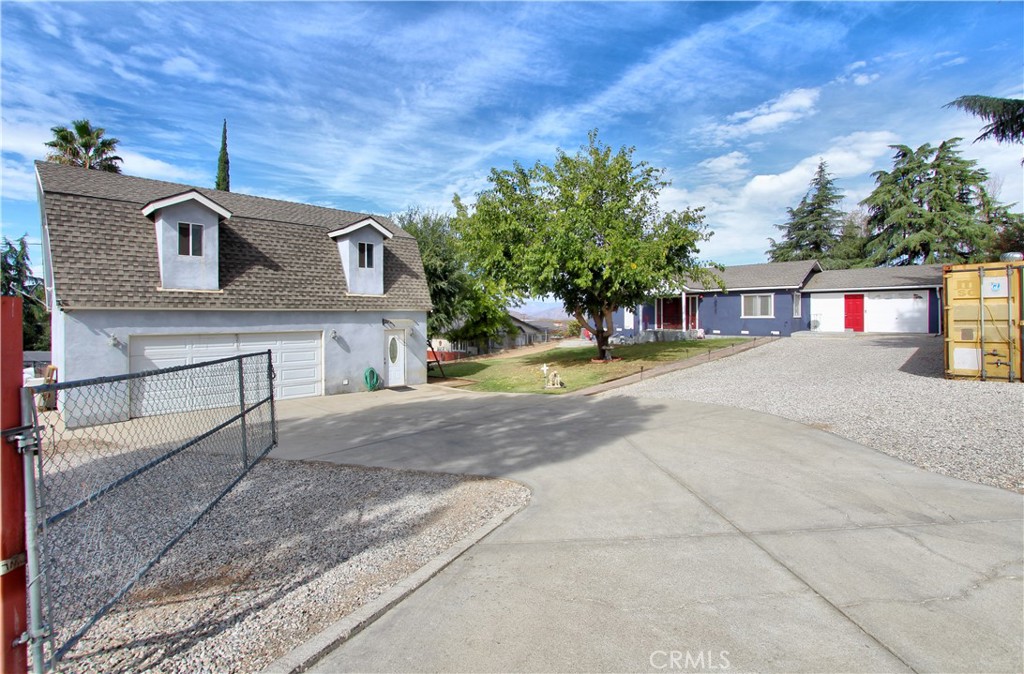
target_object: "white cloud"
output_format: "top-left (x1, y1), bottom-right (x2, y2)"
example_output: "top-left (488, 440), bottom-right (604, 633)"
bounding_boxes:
top-left (1, 159), bottom-right (39, 202)
top-left (852, 73), bottom-right (879, 86)
top-left (666, 130), bottom-right (901, 264)
top-left (698, 151), bottom-right (751, 183)
top-left (161, 55), bottom-right (218, 83)
top-left (702, 88), bottom-right (821, 144)
top-left (118, 151), bottom-right (206, 185)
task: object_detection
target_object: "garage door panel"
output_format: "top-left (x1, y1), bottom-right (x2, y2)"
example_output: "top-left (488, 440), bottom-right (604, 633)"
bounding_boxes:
top-left (865, 292), bottom-right (929, 333)
top-left (130, 331), bottom-right (323, 417)
top-left (280, 350), bottom-right (319, 363)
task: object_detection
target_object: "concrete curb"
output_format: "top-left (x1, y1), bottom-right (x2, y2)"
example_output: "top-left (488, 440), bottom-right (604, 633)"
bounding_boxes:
top-left (566, 336), bottom-right (779, 397)
top-left (259, 501), bottom-right (528, 674)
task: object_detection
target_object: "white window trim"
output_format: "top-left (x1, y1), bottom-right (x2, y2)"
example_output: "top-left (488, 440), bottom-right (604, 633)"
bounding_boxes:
top-left (741, 293), bottom-right (774, 319)
top-left (792, 291), bottom-right (802, 319)
top-left (177, 222), bottom-right (203, 257)
top-left (358, 242), bottom-right (374, 269)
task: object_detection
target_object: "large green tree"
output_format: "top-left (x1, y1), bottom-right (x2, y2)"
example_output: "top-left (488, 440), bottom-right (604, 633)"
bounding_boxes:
top-left (44, 119), bottom-right (123, 172)
top-left (946, 95), bottom-right (1024, 146)
top-left (1, 236), bottom-right (49, 350)
top-left (392, 208), bottom-right (469, 338)
top-left (767, 159), bottom-right (843, 262)
top-left (824, 207), bottom-right (871, 269)
top-left (454, 130), bottom-right (714, 360)
top-left (216, 119), bottom-right (230, 191)
top-left (393, 207), bottom-right (514, 349)
top-left (861, 138), bottom-right (996, 265)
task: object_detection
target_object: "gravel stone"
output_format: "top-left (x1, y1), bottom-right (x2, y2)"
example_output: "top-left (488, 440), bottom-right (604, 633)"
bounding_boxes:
top-left (60, 460), bottom-right (530, 673)
top-left (602, 334), bottom-right (1023, 493)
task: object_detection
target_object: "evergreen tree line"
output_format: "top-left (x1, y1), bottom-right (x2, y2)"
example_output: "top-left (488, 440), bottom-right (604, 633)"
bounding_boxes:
top-left (768, 137), bottom-right (1024, 268)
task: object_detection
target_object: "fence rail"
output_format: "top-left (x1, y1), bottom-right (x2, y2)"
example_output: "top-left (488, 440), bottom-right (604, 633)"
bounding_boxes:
top-left (21, 351), bottom-right (277, 671)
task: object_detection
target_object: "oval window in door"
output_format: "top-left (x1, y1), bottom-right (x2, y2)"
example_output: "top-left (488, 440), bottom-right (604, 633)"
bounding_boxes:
top-left (389, 336), bottom-right (399, 363)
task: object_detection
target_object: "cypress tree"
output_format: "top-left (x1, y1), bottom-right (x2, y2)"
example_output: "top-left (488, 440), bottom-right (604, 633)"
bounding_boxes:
top-left (216, 119), bottom-right (230, 191)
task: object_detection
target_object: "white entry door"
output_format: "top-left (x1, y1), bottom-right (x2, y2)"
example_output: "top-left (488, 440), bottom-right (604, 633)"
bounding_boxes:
top-left (385, 329), bottom-right (406, 387)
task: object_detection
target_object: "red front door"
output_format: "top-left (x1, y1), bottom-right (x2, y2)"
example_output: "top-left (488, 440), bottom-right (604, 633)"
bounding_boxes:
top-left (844, 294), bottom-right (864, 332)
top-left (661, 298), bottom-right (683, 329)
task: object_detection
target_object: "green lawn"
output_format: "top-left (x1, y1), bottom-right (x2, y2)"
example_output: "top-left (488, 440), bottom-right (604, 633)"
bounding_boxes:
top-left (430, 338), bottom-right (750, 394)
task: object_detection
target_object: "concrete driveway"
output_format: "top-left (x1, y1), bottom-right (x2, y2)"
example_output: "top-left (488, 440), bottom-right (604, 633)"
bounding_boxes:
top-left (270, 386), bottom-right (1023, 673)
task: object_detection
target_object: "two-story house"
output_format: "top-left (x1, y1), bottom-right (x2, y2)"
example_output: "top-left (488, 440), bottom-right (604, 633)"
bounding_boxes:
top-left (36, 161), bottom-right (432, 401)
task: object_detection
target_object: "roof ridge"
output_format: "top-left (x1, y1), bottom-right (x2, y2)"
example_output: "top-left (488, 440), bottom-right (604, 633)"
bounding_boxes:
top-left (35, 160), bottom-right (411, 237)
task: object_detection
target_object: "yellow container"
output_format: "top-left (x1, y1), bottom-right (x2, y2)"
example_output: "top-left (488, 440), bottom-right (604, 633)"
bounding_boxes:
top-left (943, 261), bottom-right (1023, 382)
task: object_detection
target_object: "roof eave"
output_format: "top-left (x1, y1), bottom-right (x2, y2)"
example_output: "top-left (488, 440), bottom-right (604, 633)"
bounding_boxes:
top-left (141, 190), bottom-right (233, 219)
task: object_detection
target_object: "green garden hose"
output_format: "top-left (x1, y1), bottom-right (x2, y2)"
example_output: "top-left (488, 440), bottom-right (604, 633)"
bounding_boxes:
top-left (364, 367), bottom-right (382, 391)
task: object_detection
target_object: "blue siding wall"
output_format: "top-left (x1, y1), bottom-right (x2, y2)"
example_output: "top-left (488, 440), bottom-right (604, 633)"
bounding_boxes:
top-left (611, 306), bottom-right (643, 336)
top-left (697, 291), bottom-right (810, 336)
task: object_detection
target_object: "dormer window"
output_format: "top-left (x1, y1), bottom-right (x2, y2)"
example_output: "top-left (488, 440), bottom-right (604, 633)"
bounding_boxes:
top-left (329, 217), bottom-right (393, 296)
top-left (358, 242), bottom-right (374, 269)
top-left (178, 223), bottom-right (203, 256)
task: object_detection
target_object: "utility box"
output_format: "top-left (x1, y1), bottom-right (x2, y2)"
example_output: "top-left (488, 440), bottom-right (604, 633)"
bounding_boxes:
top-left (943, 260), bottom-right (1023, 382)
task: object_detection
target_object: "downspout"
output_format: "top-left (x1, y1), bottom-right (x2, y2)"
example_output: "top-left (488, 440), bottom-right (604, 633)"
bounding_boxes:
top-left (681, 290), bottom-right (687, 331)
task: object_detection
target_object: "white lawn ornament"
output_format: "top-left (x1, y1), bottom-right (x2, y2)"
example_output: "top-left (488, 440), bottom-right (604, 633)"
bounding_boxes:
top-left (545, 370), bottom-right (565, 389)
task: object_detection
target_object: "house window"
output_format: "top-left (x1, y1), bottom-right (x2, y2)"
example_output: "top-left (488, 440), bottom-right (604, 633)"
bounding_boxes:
top-left (177, 223), bottom-right (203, 256)
top-left (792, 291), bottom-right (802, 319)
top-left (358, 242), bottom-right (374, 269)
top-left (742, 294), bottom-right (773, 318)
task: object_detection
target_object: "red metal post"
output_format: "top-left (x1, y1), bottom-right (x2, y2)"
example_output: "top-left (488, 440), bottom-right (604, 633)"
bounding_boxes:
top-left (1, 296), bottom-right (28, 673)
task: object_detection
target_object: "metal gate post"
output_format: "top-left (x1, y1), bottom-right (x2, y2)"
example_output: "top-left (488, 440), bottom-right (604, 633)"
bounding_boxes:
top-left (18, 390), bottom-right (46, 674)
top-left (266, 351), bottom-right (277, 448)
top-left (237, 359), bottom-right (248, 468)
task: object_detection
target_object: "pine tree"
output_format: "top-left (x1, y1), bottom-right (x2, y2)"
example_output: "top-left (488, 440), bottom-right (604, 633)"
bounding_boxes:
top-left (766, 160), bottom-right (843, 262)
top-left (216, 119), bottom-right (230, 191)
top-left (945, 95), bottom-right (1024, 145)
top-left (861, 139), bottom-right (996, 265)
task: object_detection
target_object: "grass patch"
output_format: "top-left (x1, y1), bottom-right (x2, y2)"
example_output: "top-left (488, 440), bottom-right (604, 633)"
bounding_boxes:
top-left (431, 338), bottom-right (750, 394)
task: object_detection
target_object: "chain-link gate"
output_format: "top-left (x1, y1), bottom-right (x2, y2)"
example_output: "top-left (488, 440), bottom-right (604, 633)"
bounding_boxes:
top-left (18, 351), bottom-right (277, 671)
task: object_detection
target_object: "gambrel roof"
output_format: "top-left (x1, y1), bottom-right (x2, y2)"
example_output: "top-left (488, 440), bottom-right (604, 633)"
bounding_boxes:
top-left (36, 161), bottom-right (431, 312)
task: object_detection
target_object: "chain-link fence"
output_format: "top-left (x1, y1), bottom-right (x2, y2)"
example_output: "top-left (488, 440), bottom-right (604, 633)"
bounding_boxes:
top-left (21, 351), bottom-right (277, 670)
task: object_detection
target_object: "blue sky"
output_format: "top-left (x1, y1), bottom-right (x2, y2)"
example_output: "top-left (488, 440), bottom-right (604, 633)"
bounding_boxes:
top-left (2, 1), bottom-right (1022, 274)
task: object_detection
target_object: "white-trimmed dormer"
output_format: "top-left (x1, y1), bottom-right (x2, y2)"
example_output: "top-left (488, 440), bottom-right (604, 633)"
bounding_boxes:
top-left (329, 217), bottom-right (392, 295)
top-left (142, 191), bottom-right (231, 291)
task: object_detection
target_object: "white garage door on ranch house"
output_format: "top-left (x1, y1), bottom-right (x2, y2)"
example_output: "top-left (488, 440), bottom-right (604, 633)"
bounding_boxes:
top-left (803, 266), bottom-right (943, 334)
top-left (37, 161), bottom-right (433, 401)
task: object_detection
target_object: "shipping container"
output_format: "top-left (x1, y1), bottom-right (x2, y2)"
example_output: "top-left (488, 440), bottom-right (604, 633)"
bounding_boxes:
top-left (943, 260), bottom-right (1023, 382)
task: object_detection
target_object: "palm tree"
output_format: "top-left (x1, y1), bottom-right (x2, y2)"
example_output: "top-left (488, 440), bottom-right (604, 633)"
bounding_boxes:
top-left (44, 119), bottom-right (123, 172)
top-left (946, 95), bottom-right (1024, 145)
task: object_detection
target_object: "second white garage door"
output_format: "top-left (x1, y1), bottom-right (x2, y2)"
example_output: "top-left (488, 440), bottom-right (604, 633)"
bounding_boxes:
top-left (129, 331), bottom-right (323, 404)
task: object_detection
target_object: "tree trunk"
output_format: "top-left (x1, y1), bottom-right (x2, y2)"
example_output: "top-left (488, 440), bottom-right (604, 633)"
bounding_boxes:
top-left (574, 307), bottom-right (616, 360)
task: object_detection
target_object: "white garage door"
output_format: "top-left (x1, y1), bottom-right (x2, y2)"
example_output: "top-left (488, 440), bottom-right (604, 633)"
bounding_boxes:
top-left (864, 291), bottom-right (930, 333)
top-left (129, 332), bottom-right (322, 415)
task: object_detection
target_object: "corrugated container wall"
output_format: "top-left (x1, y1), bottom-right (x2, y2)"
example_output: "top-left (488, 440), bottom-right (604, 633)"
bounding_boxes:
top-left (943, 261), bottom-right (1023, 382)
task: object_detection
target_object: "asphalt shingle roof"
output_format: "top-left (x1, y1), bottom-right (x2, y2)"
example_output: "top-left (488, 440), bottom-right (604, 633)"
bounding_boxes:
top-left (685, 259), bottom-right (821, 291)
top-left (37, 161), bottom-right (432, 312)
top-left (802, 264), bottom-right (944, 292)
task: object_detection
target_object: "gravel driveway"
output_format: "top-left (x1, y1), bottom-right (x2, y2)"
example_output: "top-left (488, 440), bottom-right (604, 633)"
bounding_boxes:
top-left (603, 334), bottom-right (1023, 493)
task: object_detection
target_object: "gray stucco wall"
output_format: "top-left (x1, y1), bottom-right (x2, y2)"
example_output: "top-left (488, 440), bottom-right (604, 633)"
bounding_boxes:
top-left (155, 201), bottom-right (220, 290)
top-left (53, 308), bottom-right (427, 395)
